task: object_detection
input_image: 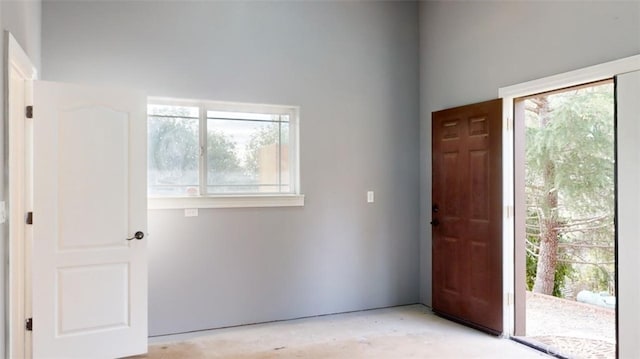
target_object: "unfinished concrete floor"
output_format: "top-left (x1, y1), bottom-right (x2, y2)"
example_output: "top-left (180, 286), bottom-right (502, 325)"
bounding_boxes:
top-left (136, 304), bottom-right (549, 358)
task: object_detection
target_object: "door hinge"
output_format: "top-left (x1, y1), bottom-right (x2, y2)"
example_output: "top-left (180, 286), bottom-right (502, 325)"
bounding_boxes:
top-left (25, 318), bottom-right (32, 331)
top-left (506, 117), bottom-right (513, 131)
top-left (26, 106), bottom-right (33, 119)
top-left (26, 212), bottom-right (33, 225)
top-left (507, 293), bottom-right (514, 306)
top-left (506, 205), bottom-right (514, 219)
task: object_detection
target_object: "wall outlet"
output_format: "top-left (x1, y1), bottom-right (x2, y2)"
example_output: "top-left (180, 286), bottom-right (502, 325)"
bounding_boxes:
top-left (184, 208), bottom-right (199, 217)
top-left (367, 191), bottom-right (374, 203)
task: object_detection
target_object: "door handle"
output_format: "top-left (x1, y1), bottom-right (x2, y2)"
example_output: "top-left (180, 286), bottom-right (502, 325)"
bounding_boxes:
top-left (430, 219), bottom-right (439, 226)
top-left (432, 204), bottom-right (439, 213)
top-left (126, 231), bottom-right (144, 241)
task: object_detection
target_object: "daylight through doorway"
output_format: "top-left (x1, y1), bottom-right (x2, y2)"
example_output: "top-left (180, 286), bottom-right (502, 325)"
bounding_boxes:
top-left (515, 80), bottom-right (616, 359)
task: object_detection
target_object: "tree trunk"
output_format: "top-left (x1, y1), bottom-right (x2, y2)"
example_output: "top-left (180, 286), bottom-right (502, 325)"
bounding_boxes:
top-left (533, 212), bottom-right (560, 294)
top-left (532, 97), bottom-right (560, 295)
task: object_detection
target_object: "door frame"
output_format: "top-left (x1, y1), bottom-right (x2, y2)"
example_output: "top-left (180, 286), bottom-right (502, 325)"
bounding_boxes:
top-left (615, 69), bottom-right (640, 359)
top-left (5, 31), bottom-right (37, 358)
top-left (498, 54), bottom-right (640, 345)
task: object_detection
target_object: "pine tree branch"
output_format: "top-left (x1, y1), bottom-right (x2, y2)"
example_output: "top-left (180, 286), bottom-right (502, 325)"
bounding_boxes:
top-left (557, 224), bottom-right (612, 234)
top-left (526, 247), bottom-right (539, 258)
top-left (557, 258), bottom-right (614, 265)
top-left (561, 214), bottom-right (609, 226)
top-left (526, 238), bottom-right (540, 250)
top-left (558, 243), bottom-right (614, 249)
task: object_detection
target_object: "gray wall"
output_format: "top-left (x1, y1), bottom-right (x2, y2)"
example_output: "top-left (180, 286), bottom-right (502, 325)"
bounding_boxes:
top-left (2, 1), bottom-right (41, 71)
top-left (419, 1), bottom-right (640, 304)
top-left (42, 1), bottom-right (420, 336)
top-left (0, 0), bottom-right (41, 354)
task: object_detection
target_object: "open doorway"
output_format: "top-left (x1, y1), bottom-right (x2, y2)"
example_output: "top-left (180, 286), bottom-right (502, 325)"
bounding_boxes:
top-left (514, 80), bottom-right (616, 358)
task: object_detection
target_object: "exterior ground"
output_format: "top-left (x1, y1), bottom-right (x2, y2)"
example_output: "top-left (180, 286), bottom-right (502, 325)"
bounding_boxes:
top-left (522, 291), bottom-right (615, 358)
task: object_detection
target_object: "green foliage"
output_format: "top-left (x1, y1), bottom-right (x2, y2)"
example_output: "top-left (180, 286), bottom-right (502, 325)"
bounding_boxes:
top-left (526, 85), bottom-right (614, 217)
top-left (591, 266), bottom-right (610, 291)
top-left (207, 130), bottom-right (242, 184)
top-left (525, 83), bottom-right (615, 297)
top-left (553, 256), bottom-right (573, 298)
top-left (148, 106), bottom-right (288, 193)
top-left (244, 123), bottom-right (285, 175)
top-left (148, 106), bottom-right (243, 189)
top-left (148, 117), bottom-right (199, 178)
top-left (525, 243), bottom-right (537, 291)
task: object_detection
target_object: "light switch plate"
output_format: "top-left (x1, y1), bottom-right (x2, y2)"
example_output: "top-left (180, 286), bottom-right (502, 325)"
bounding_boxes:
top-left (367, 191), bottom-right (374, 203)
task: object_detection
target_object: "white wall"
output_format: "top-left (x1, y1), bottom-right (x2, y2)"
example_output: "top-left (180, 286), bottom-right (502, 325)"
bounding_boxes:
top-left (0, 0), bottom-right (42, 354)
top-left (42, 1), bottom-right (420, 336)
top-left (419, 1), bottom-right (640, 304)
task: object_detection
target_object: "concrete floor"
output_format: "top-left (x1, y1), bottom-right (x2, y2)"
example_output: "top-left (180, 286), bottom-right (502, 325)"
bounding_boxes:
top-left (136, 304), bottom-right (549, 358)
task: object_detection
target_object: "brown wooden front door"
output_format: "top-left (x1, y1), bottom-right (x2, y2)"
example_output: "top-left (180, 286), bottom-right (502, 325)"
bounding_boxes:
top-left (431, 99), bottom-right (503, 335)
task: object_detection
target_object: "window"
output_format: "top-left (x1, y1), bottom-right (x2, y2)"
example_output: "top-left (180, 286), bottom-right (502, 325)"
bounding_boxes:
top-left (147, 98), bottom-right (303, 208)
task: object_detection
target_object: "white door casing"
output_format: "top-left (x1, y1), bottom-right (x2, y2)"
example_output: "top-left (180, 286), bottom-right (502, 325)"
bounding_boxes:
top-left (32, 81), bottom-right (147, 358)
top-left (616, 70), bottom-right (640, 359)
top-left (7, 31), bottom-right (37, 359)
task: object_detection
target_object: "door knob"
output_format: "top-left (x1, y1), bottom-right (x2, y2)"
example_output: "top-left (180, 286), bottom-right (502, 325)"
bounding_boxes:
top-left (430, 219), bottom-right (439, 226)
top-left (432, 204), bottom-right (439, 213)
top-left (126, 231), bottom-right (144, 241)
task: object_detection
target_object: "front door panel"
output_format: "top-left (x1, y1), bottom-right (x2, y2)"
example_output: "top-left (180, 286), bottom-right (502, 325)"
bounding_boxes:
top-left (432, 99), bottom-right (503, 334)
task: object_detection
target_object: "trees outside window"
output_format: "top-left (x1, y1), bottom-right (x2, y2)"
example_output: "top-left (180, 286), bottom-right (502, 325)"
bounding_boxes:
top-left (148, 101), bottom-right (297, 196)
top-left (524, 82), bottom-right (615, 298)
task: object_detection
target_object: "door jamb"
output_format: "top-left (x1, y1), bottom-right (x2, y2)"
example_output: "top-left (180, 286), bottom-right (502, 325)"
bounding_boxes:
top-left (498, 54), bottom-right (640, 338)
top-left (5, 31), bottom-right (37, 359)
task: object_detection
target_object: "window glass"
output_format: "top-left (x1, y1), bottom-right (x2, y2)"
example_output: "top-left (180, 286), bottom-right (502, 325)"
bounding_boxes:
top-left (148, 101), bottom-right (297, 197)
top-left (147, 106), bottom-right (199, 196)
top-left (206, 116), bottom-right (283, 194)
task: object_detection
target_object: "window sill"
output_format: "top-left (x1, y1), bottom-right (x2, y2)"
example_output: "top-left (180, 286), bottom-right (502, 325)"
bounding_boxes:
top-left (148, 194), bottom-right (305, 210)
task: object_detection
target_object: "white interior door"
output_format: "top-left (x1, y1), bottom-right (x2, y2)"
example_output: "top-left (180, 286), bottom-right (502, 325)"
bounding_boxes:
top-left (32, 81), bottom-right (147, 358)
top-left (616, 70), bottom-right (640, 359)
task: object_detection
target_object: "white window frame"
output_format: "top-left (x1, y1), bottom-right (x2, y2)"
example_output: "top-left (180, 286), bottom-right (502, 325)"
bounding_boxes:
top-left (147, 97), bottom-right (304, 209)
